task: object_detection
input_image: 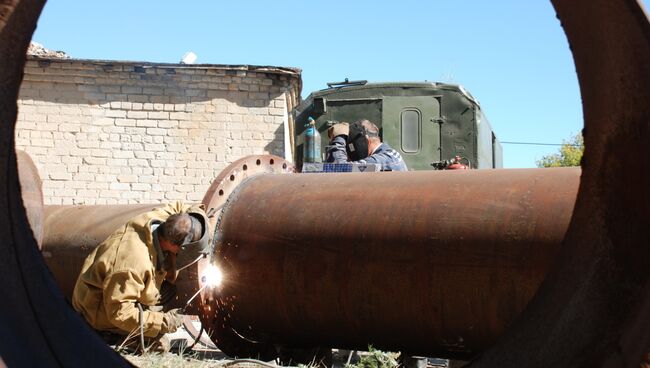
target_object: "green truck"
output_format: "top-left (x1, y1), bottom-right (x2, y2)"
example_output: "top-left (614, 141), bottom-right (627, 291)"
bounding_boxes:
top-left (293, 80), bottom-right (503, 171)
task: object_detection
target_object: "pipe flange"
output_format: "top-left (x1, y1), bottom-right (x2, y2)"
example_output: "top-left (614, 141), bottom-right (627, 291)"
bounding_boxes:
top-left (201, 154), bottom-right (294, 228)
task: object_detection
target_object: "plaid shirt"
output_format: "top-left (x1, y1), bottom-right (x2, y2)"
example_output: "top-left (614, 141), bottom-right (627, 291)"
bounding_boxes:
top-left (326, 136), bottom-right (408, 172)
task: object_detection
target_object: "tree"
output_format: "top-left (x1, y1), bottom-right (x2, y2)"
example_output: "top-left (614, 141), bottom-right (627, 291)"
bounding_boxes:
top-left (536, 133), bottom-right (584, 168)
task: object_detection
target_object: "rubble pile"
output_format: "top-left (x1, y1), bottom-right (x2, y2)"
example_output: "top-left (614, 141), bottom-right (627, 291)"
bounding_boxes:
top-left (27, 42), bottom-right (69, 59)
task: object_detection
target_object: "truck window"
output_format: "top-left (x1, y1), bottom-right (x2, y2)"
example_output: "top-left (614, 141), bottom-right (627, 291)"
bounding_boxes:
top-left (401, 109), bottom-right (420, 153)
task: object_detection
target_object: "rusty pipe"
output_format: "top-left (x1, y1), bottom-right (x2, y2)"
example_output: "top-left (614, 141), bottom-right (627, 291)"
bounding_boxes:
top-left (202, 166), bottom-right (580, 359)
top-left (38, 158), bottom-right (580, 359)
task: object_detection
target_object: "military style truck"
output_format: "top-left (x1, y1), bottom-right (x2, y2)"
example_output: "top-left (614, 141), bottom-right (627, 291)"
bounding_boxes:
top-left (293, 80), bottom-right (503, 171)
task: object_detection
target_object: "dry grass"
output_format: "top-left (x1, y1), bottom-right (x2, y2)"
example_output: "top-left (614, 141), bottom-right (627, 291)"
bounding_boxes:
top-left (123, 352), bottom-right (222, 368)
top-left (122, 351), bottom-right (272, 368)
top-left (121, 347), bottom-right (448, 368)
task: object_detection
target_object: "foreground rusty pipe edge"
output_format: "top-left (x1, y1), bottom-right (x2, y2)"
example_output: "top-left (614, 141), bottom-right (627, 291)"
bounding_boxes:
top-left (470, 1), bottom-right (650, 367)
top-left (38, 160), bottom-right (580, 360)
top-left (1, 0), bottom-right (649, 367)
top-left (0, 0), bottom-right (129, 366)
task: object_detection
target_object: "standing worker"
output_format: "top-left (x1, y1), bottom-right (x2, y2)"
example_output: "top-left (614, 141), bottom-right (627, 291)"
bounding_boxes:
top-left (72, 201), bottom-right (210, 350)
top-left (326, 119), bottom-right (408, 171)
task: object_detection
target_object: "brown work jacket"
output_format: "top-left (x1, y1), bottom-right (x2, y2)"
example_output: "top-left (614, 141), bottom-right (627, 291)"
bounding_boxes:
top-left (71, 201), bottom-right (205, 337)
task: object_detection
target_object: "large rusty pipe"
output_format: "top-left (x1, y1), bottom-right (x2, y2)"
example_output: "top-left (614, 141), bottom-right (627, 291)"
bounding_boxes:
top-left (203, 167), bottom-right (580, 358)
top-left (38, 158), bottom-right (580, 358)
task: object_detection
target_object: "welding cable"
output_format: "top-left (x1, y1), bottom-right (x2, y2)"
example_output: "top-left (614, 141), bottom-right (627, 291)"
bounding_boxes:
top-left (176, 254), bottom-right (203, 273)
top-left (137, 303), bottom-right (146, 353)
top-left (221, 359), bottom-right (292, 368)
top-left (187, 323), bottom-right (204, 351)
top-left (346, 350), bottom-right (357, 365)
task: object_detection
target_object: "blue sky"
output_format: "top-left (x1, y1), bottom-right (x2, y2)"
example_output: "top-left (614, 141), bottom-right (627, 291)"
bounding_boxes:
top-left (32, 0), bottom-right (631, 168)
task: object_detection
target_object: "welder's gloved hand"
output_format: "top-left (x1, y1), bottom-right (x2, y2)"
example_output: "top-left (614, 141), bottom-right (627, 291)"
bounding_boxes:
top-left (157, 280), bottom-right (177, 306)
top-left (160, 308), bottom-right (184, 334)
top-left (328, 122), bottom-right (349, 140)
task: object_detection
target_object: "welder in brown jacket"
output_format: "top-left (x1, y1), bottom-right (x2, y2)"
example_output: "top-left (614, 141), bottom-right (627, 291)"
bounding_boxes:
top-left (72, 201), bottom-right (210, 340)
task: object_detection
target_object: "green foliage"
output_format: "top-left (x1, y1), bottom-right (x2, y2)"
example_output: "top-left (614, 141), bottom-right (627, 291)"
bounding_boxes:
top-left (344, 346), bottom-right (398, 368)
top-left (536, 133), bottom-right (584, 168)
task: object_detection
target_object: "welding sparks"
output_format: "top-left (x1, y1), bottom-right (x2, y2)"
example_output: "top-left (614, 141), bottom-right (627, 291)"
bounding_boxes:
top-left (202, 265), bottom-right (223, 288)
top-left (183, 265), bottom-right (223, 309)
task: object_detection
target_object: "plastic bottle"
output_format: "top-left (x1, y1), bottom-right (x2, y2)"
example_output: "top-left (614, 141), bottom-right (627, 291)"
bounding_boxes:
top-left (303, 117), bottom-right (322, 163)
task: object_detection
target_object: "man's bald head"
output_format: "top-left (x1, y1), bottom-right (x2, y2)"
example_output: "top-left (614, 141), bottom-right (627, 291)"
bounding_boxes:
top-left (358, 119), bottom-right (381, 144)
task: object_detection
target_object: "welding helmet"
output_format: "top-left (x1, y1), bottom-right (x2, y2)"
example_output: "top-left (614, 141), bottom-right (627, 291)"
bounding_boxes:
top-left (175, 209), bottom-right (211, 269)
top-left (346, 120), bottom-right (378, 161)
top-left (346, 121), bottom-right (369, 161)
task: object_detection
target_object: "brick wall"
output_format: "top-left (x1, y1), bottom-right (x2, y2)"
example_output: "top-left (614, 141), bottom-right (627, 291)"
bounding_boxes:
top-left (15, 58), bottom-right (301, 205)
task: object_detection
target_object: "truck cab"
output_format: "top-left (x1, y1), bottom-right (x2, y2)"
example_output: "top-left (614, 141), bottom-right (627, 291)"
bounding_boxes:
top-left (294, 80), bottom-right (503, 171)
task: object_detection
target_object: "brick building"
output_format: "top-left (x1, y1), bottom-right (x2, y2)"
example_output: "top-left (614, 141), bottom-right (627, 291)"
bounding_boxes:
top-left (15, 57), bottom-right (301, 205)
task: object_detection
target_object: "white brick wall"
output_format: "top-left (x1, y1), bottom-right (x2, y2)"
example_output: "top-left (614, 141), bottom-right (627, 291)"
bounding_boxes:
top-left (16, 58), bottom-right (301, 205)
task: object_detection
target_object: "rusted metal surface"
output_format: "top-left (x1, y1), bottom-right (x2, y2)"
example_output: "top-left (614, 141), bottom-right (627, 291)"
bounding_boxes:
top-left (37, 158), bottom-right (582, 359)
top-left (206, 167), bottom-right (579, 358)
top-left (16, 149), bottom-right (43, 248)
top-left (201, 155), bottom-right (296, 231)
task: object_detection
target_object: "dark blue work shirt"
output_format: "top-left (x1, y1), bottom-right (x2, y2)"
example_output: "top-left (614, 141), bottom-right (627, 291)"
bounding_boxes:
top-left (325, 136), bottom-right (408, 172)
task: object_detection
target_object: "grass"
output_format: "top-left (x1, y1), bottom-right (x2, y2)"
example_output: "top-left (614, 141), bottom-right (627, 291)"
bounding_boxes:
top-left (123, 352), bottom-right (218, 368)
top-left (121, 346), bottom-right (404, 368)
top-left (124, 352), bottom-right (277, 368)
top-left (343, 347), bottom-right (398, 368)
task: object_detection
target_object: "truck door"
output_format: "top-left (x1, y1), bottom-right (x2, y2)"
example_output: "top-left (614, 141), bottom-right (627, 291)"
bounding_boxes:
top-left (382, 96), bottom-right (441, 170)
